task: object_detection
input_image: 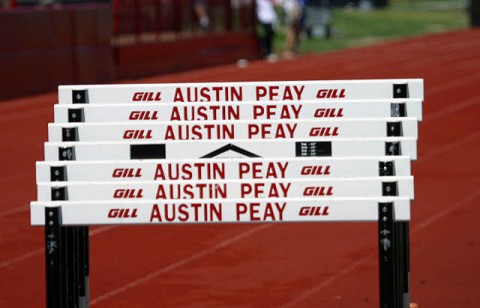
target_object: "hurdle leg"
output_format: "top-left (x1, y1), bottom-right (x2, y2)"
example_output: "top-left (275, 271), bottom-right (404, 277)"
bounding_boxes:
top-left (45, 206), bottom-right (63, 308)
top-left (379, 202), bottom-right (396, 308)
top-left (379, 203), bottom-right (410, 308)
top-left (400, 222), bottom-right (410, 307)
top-left (78, 226), bottom-right (90, 308)
top-left (62, 226), bottom-right (79, 307)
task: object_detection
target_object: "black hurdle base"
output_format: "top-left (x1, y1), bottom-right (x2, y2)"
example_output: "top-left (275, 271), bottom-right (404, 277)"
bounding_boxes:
top-left (45, 206), bottom-right (89, 308)
top-left (379, 202), bottom-right (410, 308)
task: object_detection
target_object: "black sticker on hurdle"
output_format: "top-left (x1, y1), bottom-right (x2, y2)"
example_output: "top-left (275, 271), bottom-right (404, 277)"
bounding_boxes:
top-left (387, 122), bottom-right (403, 137)
top-left (50, 166), bottom-right (67, 181)
top-left (295, 141), bottom-right (332, 157)
top-left (130, 144), bottom-right (166, 159)
top-left (51, 187), bottom-right (68, 201)
top-left (62, 127), bottom-right (79, 142)
top-left (72, 90), bottom-right (88, 104)
top-left (393, 84), bottom-right (409, 98)
top-left (385, 142), bottom-right (401, 156)
top-left (382, 181), bottom-right (398, 196)
top-left (391, 103), bottom-right (406, 117)
top-left (379, 161), bottom-right (395, 176)
top-left (59, 146), bottom-right (76, 161)
top-left (68, 108), bottom-right (85, 123)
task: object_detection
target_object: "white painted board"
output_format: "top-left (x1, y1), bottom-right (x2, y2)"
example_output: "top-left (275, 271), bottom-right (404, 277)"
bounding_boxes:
top-left (31, 197), bottom-right (411, 225)
top-left (47, 118), bottom-right (418, 142)
top-left (53, 100), bottom-right (423, 122)
top-left (36, 176), bottom-right (414, 201)
top-left (36, 156), bottom-right (412, 182)
top-left (44, 138), bottom-right (418, 161)
top-left (58, 79), bottom-right (424, 104)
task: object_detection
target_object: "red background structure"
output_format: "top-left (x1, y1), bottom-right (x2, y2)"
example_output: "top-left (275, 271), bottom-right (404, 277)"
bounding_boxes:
top-left (0, 1), bottom-right (259, 100)
top-left (0, 29), bottom-right (479, 307)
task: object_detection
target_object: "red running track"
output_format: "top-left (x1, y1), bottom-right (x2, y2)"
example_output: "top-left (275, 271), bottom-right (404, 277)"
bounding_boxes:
top-left (1, 29), bottom-right (479, 307)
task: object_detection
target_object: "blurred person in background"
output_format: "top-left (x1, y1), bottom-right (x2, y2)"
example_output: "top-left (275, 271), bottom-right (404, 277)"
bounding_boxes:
top-left (195, 0), bottom-right (210, 31)
top-left (277, 0), bottom-right (307, 58)
top-left (1, 0), bottom-right (11, 8)
top-left (256, 0), bottom-right (278, 60)
top-left (470, 0), bottom-right (480, 27)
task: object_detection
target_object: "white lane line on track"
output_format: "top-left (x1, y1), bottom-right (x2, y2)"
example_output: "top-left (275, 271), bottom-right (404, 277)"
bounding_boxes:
top-left (0, 106), bottom-right (52, 123)
top-left (427, 70), bottom-right (480, 96)
top-left (90, 224), bottom-right (271, 306)
top-left (0, 98), bottom-right (53, 112)
top-left (280, 189), bottom-right (480, 307)
top-left (0, 225), bottom-right (118, 269)
top-left (0, 172), bottom-right (33, 185)
top-left (419, 130), bottom-right (480, 162)
top-left (0, 248), bottom-right (44, 269)
top-left (0, 203), bottom-right (29, 219)
top-left (423, 95), bottom-right (479, 122)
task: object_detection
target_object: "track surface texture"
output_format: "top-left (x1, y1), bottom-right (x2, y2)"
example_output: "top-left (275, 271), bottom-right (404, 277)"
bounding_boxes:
top-left (1, 29), bottom-right (479, 307)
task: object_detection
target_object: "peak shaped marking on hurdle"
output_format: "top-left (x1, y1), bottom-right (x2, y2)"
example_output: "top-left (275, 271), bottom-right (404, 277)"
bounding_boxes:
top-left (201, 143), bottom-right (260, 158)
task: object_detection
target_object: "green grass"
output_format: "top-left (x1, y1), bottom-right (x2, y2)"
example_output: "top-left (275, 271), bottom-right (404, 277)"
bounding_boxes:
top-left (273, 1), bottom-right (469, 54)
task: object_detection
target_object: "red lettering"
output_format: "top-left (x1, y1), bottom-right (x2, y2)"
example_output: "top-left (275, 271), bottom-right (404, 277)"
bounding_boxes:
top-left (303, 186), bottom-right (333, 196)
top-left (255, 86), bottom-right (267, 100)
top-left (112, 168), bottom-right (142, 178)
top-left (255, 86), bottom-right (304, 100)
top-left (300, 166), bottom-right (331, 176)
top-left (298, 206), bottom-right (329, 216)
top-left (108, 208), bottom-right (119, 218)
top-left (316, 89), bottom-right (346, 99)
top-left (132, 92), bottom-right (143, 101)
top-left (128, 111), bottom-right (158, 120)
top-left (123, 130), bottom-right (153, 139)
top-left (314, 108), bottom-right (344, 118)
top-left (132, 92), bottom-right (161, 102)
top-left (309, 127), bottom-right (339, 137)
top-left (113, 189), bottom-right (144, 199)
top-left (108, 208), bottom-right (138, 218)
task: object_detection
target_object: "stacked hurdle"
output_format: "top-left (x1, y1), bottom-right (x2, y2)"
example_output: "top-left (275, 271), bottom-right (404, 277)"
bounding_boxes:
top-left (31, 79), bottom-right (423, 308)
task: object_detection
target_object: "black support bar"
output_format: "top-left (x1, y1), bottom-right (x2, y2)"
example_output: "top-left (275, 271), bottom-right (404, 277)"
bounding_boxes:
top-left (379, 202), bottom-right (395, 308)
top-left (378, 203), bottom-right (410, 308)
top-left (45, 206), bottom-right (63, 308)
top-left (78, 226), bottom-right (90, 308)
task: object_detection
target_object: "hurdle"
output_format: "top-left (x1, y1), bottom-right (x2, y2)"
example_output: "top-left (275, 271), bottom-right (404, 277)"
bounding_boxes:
top-left (32, 79), bottom-right (423, 308)
top-left (35, 157), bottom-right (413, 182)
top-left (57, 79), bottom-right (423, 104)
top-left (52, 99), bottom-right (423, 123)
top-left (47, 118), bottom-right (419, 141)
